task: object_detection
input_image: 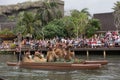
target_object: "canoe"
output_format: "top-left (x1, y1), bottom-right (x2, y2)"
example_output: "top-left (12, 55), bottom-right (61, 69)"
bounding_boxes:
top-left (7, 62), bottom-right (20, 66)
top-left (7, 60), bottom-right (108, 66)
top-left (7, 62), bottom-right (101, 70)
top-left (84, 60), bottom-right (108, 65)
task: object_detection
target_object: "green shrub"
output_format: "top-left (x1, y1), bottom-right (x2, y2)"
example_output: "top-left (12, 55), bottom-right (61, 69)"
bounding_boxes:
top-left (10, 43), bottom-right (16, 49)
top-left (0, 28), bottom-right (15, 35)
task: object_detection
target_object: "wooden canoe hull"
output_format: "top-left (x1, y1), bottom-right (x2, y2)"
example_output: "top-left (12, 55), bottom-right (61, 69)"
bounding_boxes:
top-left (7, 60), bottom-right (108, 66)
top-left (7, 62), bottom-right (20, 66)
top-left (7, 62), bottom-right (101, 70)
top-left (84, 60), bottom-right (108, 65)
top-left (21, 64), bottom-right (101, 70)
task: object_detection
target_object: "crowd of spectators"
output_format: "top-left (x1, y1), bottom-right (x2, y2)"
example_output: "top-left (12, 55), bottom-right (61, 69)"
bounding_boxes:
top-left (0, 31), bottom-right (120, 49)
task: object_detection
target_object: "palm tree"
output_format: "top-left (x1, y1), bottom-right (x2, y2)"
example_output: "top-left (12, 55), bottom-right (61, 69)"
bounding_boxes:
top-left (37, 0), bottom-right (62, 26)
top-left (14, 11), bottom-right (42, 39)
top-left (70, 9), bottom-right (90, 38)
top-left (63, 16), bottom-right (75, 38)
top-left (81, 8), bottom-right (91, 17)
top-left (22, 12), bottom-right (35, 35)
top-left (23, 12), bottom-right (43, 38)
top-left (113, 1), bottom-right (120, 31)
top-left (85, 19), bottom-right (100, 38)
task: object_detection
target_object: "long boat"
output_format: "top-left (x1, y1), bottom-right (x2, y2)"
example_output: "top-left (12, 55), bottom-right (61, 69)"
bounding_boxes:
top-left (7, 61), bottom-right (102, 70)
top-left (7, 60), bottom-right (108, 66)
top-left (83, 60), bottom-right (108, 65)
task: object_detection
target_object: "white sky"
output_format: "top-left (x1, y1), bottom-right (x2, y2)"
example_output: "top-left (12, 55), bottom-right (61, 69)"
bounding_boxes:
top-left (0, 0), bottom-right (120, 15)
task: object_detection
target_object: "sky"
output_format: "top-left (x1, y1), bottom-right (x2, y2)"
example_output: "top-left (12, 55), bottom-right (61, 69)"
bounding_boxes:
top-left (0, 0), bottom-right (120, 15)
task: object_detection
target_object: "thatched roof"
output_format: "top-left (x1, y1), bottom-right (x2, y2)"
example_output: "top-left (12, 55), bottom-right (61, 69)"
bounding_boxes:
top-left (93, 12), bottom-right (117, 32)
top-left (0, 0), bottom-right (64, 15)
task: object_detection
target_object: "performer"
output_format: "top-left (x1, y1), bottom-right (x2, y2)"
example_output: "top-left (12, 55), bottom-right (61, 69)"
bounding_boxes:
top-left (16, 45), bottom-right (23, 62)
top-left (23, 50), bottom-right (34, 62)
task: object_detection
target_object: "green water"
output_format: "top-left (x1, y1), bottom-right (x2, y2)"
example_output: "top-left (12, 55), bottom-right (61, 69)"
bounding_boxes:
top-left (0, 54), bottom-right (120, 80)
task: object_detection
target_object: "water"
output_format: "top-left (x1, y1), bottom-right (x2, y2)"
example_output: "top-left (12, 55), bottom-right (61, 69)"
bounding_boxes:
top-left (0, 54), bottom-right (120, 80)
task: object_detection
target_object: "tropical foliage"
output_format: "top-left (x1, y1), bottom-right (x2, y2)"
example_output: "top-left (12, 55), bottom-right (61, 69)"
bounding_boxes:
top-left (14, 11), bottom-right (42, 39)
top-left (0, 28), bottom-right (16, 40)
top-left (36, 0), bottom-right (62, 26)
top-left (85, 19), bottom-right (100, 37)
top-left (43, 17), bottom-right (75, 38)
top-left (14, 0), bottom-right (100, 39)
top-left (63, 16), bottom-right (75, 38)
top-left (0, 28), bottom-right (15, 36)
top-left (14, 0), bottom-right (62, 39)
top-left (113, 1), bottom-right (120, 31)
top-left (70, 9), bottom-right (90, 38)
top-left (43, 21), bottom-right (65, 39)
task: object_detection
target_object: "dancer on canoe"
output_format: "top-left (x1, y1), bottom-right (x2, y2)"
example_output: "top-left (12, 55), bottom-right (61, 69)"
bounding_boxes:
top-left (23, 50), bottom-right (34, 62)
top-left (46, 47), bottom-right (58, 62)
top-left (16, 45), bottom-right (23, 62)
top-left (64, 46), bottom-right (75, 62)
top-left (33, 50), bottom-right (46, 62)
top-left (46, 42), bottom-right (75, 62)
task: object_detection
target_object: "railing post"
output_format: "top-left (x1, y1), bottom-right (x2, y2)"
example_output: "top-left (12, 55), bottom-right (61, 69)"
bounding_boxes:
top-left (103, 50), bottom-right (106, 59)
top-left (14, 51), bottom-right (16, 55)
top-left (87, 50), bottom-right (89, 60)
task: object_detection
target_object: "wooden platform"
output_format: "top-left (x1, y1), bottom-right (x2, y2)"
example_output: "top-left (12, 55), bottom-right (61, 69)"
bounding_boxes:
top-left (0, 47), bottom-right (120, 52)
